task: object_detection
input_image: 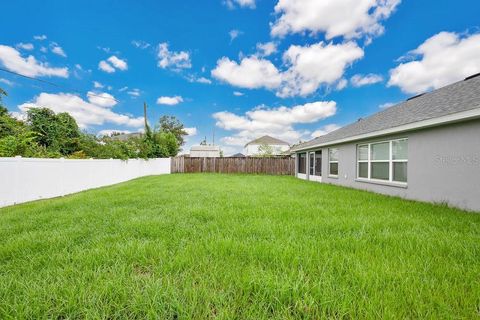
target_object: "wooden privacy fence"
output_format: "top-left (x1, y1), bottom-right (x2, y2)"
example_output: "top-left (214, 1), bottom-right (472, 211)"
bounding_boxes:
top-left (171, 157), bottom-right (295, 175)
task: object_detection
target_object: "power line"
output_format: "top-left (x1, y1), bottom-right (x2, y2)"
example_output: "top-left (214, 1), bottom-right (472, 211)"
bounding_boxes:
top-left (0, 67), bottom-right (120, 103)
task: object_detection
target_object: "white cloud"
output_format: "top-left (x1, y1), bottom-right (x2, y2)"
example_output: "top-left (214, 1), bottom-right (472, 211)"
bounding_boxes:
top-left (195, 77), bottom-right (212, 84)
top-left (256, 42), bottom-right (277, 57)
top-left (98, 60), bottom-right (115, 73)
top-left (310, 124), bottom-right (340, 138)
top-left (156, 95), bottom-right (184, 105)
top-left (157, 43), bottom-right (191, 70)
top-left (33, 35), bottom-right (47, 41)
top-left (212, 56), bottom-right (282, 90)
top-left (131, 40), bottom-right (151, 49)
top-left (184, 127), bottom-right (197, 136)
top-left (16, 43), bottom-right (34, 51)
top-left (93, 81), bottom-right (104, 89)
top-left (18, 93), bottom-right (143, 129)
top-left (40, 46), bottom-right (48, 53)
top-left (212, 41), bottom-right (363, 97)
top-left (98, 56), bottom-right (128, 73)
top-left (233, 91), bottom-right (244, 96)
top-left (214, 101), bottom-right (336, 146)
top-left (73, 64), bottom-right (91, 79)
top-left (97, 129), bottom-right (132, 137)
top-left (271, 0), bottom-right (401, 40)
top-left (87, 91), bottom-right (117, 108)
top-left (51, 44), bottom-right (67, 57)
top-left (388, 32), bottom-right (480, 94)
top-left (350, 73), bottom-right (383, 87)
top-left (0, 78), bottom-right (14, 86)
top-left (107, 56), bottom-right (128, 70)
top-left (186, 75), bottom-right (212, 84)
top-left (278, 41), bottom-right (364, 97)
top-left (336, 78), bottom-right (348, 90)
top-left (224, 0), bottom-right (256, 9)
top-left (127, 89), bottom-right (141, 97)
top-left (97, 47), bottom-right (119, 54)
top-left (229, 29), bottom-right (243, 42)
top-left (379, 102), bottom-right (397, 109)
top-left (119, 86), bottom-right (129, 92)
top-left (0, 45), bottom-right (68, 78)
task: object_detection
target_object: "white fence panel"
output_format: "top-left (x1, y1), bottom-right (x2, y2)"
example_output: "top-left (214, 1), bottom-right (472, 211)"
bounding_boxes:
top-left (0, 157), bottom-right (171, 207)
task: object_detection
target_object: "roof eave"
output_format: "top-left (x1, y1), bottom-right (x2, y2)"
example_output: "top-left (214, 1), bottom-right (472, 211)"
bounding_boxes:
top-left (292, 107), bottom-right (480, 152)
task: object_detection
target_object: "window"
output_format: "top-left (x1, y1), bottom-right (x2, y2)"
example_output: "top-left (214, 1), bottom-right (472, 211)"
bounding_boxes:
top-left (392, 139), bottom-right (408, 182)
top-left (315, 151), bottom-right (322, 176)
top-left (329, 148), bottom-right (339, 176)
top-left (309, 152), bottom-right (315, 175)
top-left (298, 153), bottom-right (306, 174)
top-left (371, 142), bottom-right (389, 180)
top-left (357, 145), bottom-right (368, 178)
top-left (356, 139), bottom-right (408, 184)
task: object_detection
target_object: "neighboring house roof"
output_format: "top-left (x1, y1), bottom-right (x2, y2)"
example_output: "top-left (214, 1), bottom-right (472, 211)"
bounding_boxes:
top-left (230, 153), bottom-right (246, 157)
top-left (245, 135), bottom-right (290, 147)
top-left (108, 132), bottom-right (143, 141)
top-left (292, 74), bottom-right (480, 152)
top-left (190, 145), bottom-right (220, 151)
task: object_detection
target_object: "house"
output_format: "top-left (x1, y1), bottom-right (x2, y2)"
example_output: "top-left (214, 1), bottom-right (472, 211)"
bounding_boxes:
top-left (291, 73), bottom-right (480, 212)
top-left (230, 153), bottom-right (246, 157)
top-left (107, 132), bottom-right (143, 141)
top-left (244, 135), bottom-right (290, 156)
top-left (190, 145), bottom-right (221, 157)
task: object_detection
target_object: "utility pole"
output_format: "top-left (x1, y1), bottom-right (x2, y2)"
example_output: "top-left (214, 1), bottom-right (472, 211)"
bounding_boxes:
top-left (212, 128), bottom-right (215, 146)
top-left (143, 102), bottom-right (148, 129)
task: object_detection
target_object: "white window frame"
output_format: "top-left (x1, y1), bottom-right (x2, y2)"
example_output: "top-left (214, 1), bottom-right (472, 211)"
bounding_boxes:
top-left (328, 148), bottom-right (339, 177)
top-left (357, 144), bottom-right (369, 179)
top-left (356, 138), bottom-right (408, 184)
top-left (309, 152), bottom-right (315, 176)
top-left (297, 152), bottom-right (307, 174)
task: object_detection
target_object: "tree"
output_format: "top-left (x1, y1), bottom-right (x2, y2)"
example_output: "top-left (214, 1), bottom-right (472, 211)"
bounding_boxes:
top-left (0, 96), bottom-right (184, 159)
top-left (158, 115), bottom-right (187, 146)
top-left (26, 108), bottom-right (80, 156)
top-left (156, 131), bottom-right (179, 157)
top-left (26, 108), bottom-right (59, 149)
top-left (257, 143), bottom-right (274, 157)
top-left (56, 112), bottom-right (81, 155)
top-left (0, 87), bottom-right (7, 117)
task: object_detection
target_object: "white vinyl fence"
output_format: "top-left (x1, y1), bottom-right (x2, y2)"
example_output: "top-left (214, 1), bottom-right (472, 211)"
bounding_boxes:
top-left (0, 157), bottom-right (171, 207)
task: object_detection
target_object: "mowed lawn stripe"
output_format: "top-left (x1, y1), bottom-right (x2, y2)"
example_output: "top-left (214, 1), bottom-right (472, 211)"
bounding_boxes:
top-left (0, 174), bottom-right (479, 319)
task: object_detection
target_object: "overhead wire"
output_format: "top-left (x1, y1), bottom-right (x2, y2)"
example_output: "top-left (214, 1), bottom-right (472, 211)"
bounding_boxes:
top-left (0, 67), bottom-right (120, 103)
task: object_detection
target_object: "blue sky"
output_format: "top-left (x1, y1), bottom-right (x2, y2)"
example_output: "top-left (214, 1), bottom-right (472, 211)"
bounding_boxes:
top-left (1, 0), bottom-right (479, 155)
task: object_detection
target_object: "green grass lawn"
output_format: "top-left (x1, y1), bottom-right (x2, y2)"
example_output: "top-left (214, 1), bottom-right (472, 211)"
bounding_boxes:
top-left (0, 174), bottom-right (479, 319)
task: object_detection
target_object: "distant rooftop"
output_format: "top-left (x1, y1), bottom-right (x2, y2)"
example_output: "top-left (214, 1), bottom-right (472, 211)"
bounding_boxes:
top-left (292, 73), bottom-right (480, 151)
top-left (245, 135), bottom-right (290, 147)
top-left (230, 153), bottom-right (245, 157)
top-left (108, 132), bottom-right (143, 141)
